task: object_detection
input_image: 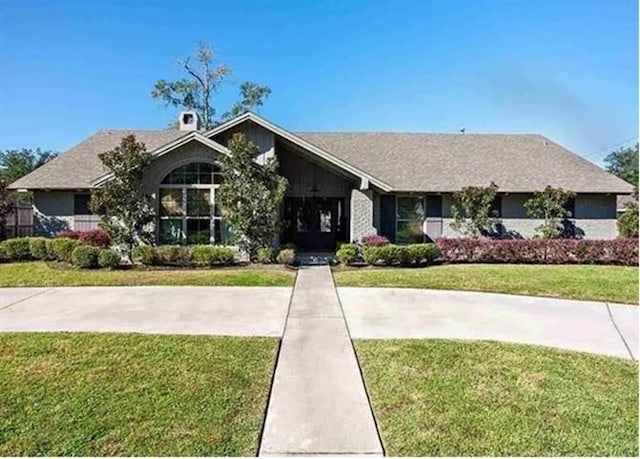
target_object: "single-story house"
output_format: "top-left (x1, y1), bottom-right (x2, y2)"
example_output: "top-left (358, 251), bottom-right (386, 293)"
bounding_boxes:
top-left (9, 112), bottom-right (633, 250)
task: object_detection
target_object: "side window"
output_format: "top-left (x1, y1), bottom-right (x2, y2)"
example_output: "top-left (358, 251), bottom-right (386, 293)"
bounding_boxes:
top-left (73, 193), bottom-right (91, 215)
top-left (490, 196), bottom-right (502, 218)
top-left (426, 195), bottom-right (443, 218)
top-left (565, 197), bottom-right (576, 218)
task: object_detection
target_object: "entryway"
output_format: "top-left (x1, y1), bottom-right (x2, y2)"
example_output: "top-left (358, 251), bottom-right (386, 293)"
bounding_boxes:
top-left (281, 197), bottom-right (347, 251)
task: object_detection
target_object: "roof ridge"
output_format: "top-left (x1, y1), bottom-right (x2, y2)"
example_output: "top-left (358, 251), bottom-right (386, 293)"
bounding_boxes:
top-left (295, 131), bottom-right (544, 136)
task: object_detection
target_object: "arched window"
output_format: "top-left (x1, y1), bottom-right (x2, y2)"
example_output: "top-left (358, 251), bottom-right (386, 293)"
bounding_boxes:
top-left (158, 162), bottom-right (227, 245)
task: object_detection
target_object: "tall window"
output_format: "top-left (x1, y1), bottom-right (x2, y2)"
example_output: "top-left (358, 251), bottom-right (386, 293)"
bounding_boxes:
top-left (158, 162), bottom-right (227, 245)
top-left (396, 196), bottom-right (425, 244)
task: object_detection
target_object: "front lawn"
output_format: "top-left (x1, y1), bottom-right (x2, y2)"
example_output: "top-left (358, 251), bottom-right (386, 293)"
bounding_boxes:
top-left (355, 340), bottom-right (639, 456)
top-left (334, 264), bottom-right (638, 304)
top-left (0, 262), bottom-right (296, 287)
top-left (0, 333), bottom-right (278, 456)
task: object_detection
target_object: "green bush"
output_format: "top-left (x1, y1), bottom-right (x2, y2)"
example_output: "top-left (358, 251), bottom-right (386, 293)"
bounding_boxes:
top-left (50, 237), bottom-right (81, 263)
top-left (276, 248), bottom-right (296, 265)
top-left (191, 245), bottom-right (236, 266)
top-left (401, 243), bottom-right (439, 266)
top-left (29, 237), bottom-right (49, 260)
top-left (71, 245), bottom-right (100, 269)
top-left (155, 245), bottom-right (192, 267)
top-left (132, 245), bottom-right (156, 265)
top-left (45, 239), bottom-right (56, 260)
top-left (98, 249), bottom-right (121, 268)
top-left (0, 238), bottom-right (32, 261)
top-left (0, 244), bottom-right (8, 263)
top-left (256, 247), bottom-right (274, 264)
top-left (618, 207), bottom-right (639, 238)
top-left (363, 244), bottom-right (438, 266)
top-left (336, 243), bottom-right (360, 265)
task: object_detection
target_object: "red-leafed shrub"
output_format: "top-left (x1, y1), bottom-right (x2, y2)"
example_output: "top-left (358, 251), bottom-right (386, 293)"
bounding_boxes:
top-left (436, 238), bottom-right (638, 266)
top-left (361, 234), bottom-right (390, 247)
top-left (57, 229), bottom-right (111, 248)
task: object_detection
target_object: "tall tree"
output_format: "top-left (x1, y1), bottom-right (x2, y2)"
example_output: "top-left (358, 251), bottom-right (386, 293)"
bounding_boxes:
top-left (217, 133), bottom-right (288, 257)
top-left (524, 186), bottom-right (575, 238)
top-left (0, 148), bottom-right (58, 183)
top-left (90, 135), bottom-right (155, 257)
top-left (604, 143), bottom-right (639, 185)
top-left (450, 182), bottom-right (499, 237)
top-left (0, 179), bottom-right (14, 240)
top-left (151, 42), bottom-right (271, 130)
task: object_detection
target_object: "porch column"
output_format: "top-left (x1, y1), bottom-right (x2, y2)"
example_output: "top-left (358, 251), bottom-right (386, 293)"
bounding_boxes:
top-left (349, 188), bottom-right (377, 243)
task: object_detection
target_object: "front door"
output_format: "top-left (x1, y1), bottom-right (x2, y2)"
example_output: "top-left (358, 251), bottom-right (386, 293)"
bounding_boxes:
top-left (282, 197), bottom-right (346, 251)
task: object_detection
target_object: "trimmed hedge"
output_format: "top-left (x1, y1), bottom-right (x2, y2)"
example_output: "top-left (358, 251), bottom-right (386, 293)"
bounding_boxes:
top-left (132, 245), bottom-right (236, 267)
top-left (363, 243), bottom-right (439, 267)
top-left (276, 249), bottom-right (296, 265)
top-left (71, 245), bottom-right (100, 269)
top-left (0, 238), bottom-right (32, 261)
top-left (436, 238), bottom-right (638, 266)
top-left (192, 245), bottom-right (236, 266)
top-left (98, 249), bottom-right (121, 268)
top-left (50, 238), bottom-right (81, 263)
top-left (29, 237), bottom-right (48, 260)
top-left (256, 248), bottom-right (275, 264)
top-left (336, 243), bottom-right (360, 264)
top-left (57, 229), bottom-right (111, 248)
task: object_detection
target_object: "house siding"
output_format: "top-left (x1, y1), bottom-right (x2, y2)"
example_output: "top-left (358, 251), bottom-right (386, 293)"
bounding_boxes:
top-left (33, 191), bottom-right (100, 235)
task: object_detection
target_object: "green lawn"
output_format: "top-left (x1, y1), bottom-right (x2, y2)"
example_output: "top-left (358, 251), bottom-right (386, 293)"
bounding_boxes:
top-left (355, 340), bottom-right (639, 456)
top-left (334, 264), bottom-right (639, 304)
top-left (0, 333), bottom-right (278, 456)
top-left (0, 262), bottom-right (296, 287)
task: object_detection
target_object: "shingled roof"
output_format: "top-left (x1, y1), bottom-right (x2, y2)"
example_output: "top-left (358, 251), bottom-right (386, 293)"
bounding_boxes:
top-left (10, 119), bottom-right (633, 194)
top-left (10, 129), bottom-right (186, 190)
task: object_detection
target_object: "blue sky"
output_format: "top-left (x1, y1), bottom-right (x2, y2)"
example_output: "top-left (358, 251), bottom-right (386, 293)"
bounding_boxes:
top-left (0, 0), bottom-right (637, 165)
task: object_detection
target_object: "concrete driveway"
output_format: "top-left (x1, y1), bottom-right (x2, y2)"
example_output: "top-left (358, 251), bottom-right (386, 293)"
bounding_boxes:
top-left (338, 287), bottom-right (638, 360)
top-left (0, 286), bottom-right (292, 336)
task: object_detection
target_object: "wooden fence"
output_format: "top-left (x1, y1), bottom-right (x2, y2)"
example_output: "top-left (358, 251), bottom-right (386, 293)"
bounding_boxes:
top-left (4, 205), bottom-right (34, 238)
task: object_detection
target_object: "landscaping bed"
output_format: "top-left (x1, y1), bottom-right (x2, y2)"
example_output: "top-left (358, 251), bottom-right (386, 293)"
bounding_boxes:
top-left (0, 262), bottom-right (295, 287)
top-left (355, 339), bottom-right (639, 456)
top-left (333, 264), bottom-right (639, 304)
top-left (0, 333), bottom-right (278, 456)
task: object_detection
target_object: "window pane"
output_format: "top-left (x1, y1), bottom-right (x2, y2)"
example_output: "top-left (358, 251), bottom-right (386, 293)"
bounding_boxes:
top-left (186, 218), bottom-right (211, 244)
top-left (74, 194), bottom-right (91, 215)
top-left (396, 221), bottom-right (424, 245)
top-left (397, 197), bottom-right (425, 220)
top-left (160, 219), bottom-right (183, 244)
top-left (187, 189), bottom-right (211, 217)
top-left (184, 163), bottom-right (199, 184)
top-left (159, 189), bottom-right (183, 216)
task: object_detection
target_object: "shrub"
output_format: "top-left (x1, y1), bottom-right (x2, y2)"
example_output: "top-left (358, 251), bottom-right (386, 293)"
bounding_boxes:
top-left (436, 238), bottom-right (638, 266)
top-left (0, 238), bottom-right (32, 261)
top-left (132, 245), bottom-right (156, 265)
top-left (50, 237), bottom-right (81, 263)
top-left (618, 207), bottom-right (639, 238)
top-left (256, 247), bottom-right (275, 264)
top-left (362, 243), bottom-right (439, 266)
top-left (29, 237), bottom-right (48, 260)
top-left (98, 249), bottom-right (121, 268)
top-left (155, 245), bottom-right (192, 267)
top-left (57, 229), bottom-right (111, 248)
top-left (71, 245), bottom-right (99, 269)
top-left (336, 243), bottom-right (360, 265)
top-left (45, 239), bottom-right (56, 260)
top-left (361, 235), bottom-right (390, 247)
top-left (276, 248), bottom-right (296, 265)
top-left (0, 244), bottom-right (7, 263)
top-left (191, 245), bottom-right (236, 266)
top-left (402, 243), bottom-right (439, 266)
top-left (280, 242), bottom-right (297, 251)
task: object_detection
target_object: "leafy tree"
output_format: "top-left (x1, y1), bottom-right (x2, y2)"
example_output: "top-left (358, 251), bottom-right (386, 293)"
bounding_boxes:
top-left (618, 188), bottom-right (639, 238)
top-left (222, 82), bottom-right (272, 121)
top-left (0, 179), bottom-right (14, 240)
top-left (524, 186), bottom-right (575, 238)
top-left (151, 42), bottom-right (271, 130)
top-left (450, 182), bottom-right (499, 237)
top-left (0, 148), bottom-right (58, 183)
top-left (217, 133), bottom-right (288, 257)
top-left (90, 135), bottom-right (155, 257)
top-left (604, 143), bottom-right (639, 185)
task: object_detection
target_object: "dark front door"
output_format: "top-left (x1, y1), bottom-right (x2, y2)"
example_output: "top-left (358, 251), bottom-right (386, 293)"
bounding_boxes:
top-left (282, 197), bottom-right (346, 251)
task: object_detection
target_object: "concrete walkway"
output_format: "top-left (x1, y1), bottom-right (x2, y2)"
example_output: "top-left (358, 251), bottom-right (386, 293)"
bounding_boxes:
top-left (259, 266), bottom-right (383, 456)
top-left (0, 286), bottom-right (291, 336)
top-left (339, 287), bottom-right (638, 360)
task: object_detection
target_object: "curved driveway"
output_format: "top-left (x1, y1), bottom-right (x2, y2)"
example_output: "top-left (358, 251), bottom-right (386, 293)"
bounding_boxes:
top-left (338, 287), bottom-right (638, 360)
top-left (0, 285), bottom-right (636, 359)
